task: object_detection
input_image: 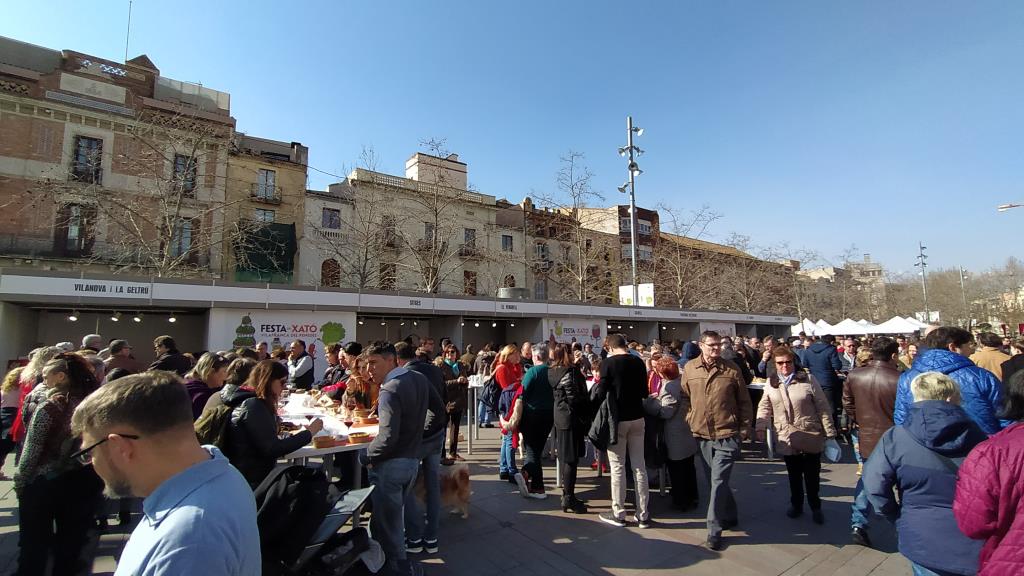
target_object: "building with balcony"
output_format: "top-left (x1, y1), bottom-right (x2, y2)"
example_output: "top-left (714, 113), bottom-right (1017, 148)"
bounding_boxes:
top-left (225, 134), bottom-right (307, 283)
top-left (0, 35), bottom-right (235, 278)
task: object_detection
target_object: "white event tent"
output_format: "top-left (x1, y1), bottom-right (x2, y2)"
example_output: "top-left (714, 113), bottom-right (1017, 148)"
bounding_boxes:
top-left (792, 316), bottom-right (924, 336)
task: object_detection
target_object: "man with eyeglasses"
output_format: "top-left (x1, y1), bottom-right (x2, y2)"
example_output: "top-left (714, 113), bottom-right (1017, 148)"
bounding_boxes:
top-left (681, 331), bottom-right (753, 551)
top-left (71, 371), bottom-right (260, 575)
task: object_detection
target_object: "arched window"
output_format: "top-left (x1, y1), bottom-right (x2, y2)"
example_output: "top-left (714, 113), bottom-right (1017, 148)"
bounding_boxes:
top-left (321, 259), bottom-right (340, 287)
top-left (503, 274), bottom-right (516, 288)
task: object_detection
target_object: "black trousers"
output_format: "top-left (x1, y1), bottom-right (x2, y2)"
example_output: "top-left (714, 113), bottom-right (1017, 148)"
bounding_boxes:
top-left (665, 455), bottom-right (699, 509)
top-left (783, 453), bottom-right (822, 511)
top-left (521, 411), bottom-right (553, 491)
top-left (446, 410), bottom-right (463, 457)
top-left (18, 466), bottom-right (103, 576)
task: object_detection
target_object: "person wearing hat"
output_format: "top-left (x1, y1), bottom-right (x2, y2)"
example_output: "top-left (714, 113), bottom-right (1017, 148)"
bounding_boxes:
top-left (104, 340), bottom-right (145, 374)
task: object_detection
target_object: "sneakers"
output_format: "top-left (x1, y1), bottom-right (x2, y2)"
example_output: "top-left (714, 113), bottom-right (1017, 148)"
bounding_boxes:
top-left (526, 488), bottom-right (547, 500)
top-left (705, 535), bottom-right (723, 551)
top-left (499, 471), bottom-right (509, 481)
top-left (424, 539), bottom-right (438, 554)
top-left (599, 512), bottom-right (627, 527)
top-left (513, 472), bottom-right (529, 497)
top-left (405, 540), bottom-right (424, 554)
top-left (851, 527), bottom-right (872, 548)
top-left (633, 516), bottom-right (652, 529)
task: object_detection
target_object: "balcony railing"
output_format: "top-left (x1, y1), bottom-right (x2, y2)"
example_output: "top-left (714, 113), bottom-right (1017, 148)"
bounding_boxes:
top-left (316, 227), bottom-right (342, 242)
top-left (250, 183), bottom-right (282, 204)
top-left (458, 244), bottom-right (481, 259)
top-left (414, 239), bottom-right (447, 253)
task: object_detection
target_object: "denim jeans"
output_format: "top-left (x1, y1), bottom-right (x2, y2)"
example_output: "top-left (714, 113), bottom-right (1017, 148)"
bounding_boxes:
top-left (498, 432), bottom-right (517, 475)
top-left (850, 477), bottom-right (873, 529)
top-left (368, 457), bottom-right (420, 570)
top-left (909, 559), bottom-right (958, 576)
top-left (477, 399), bottom-right (491, 425)
top-left (404, 452), bottom-right (441, 544)
top-left (698, 437), bottom-right (740, 538)
top-left (851, 428), bottom-right (863, 465)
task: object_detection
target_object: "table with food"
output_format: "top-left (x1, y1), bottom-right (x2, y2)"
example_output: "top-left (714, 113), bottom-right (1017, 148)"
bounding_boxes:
top-left (280, 389), bottom-right (379, 462)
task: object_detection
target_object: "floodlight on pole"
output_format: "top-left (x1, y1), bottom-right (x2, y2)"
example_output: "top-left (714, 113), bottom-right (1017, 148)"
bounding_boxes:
top-left (619, 115), bottom-right (645, 308)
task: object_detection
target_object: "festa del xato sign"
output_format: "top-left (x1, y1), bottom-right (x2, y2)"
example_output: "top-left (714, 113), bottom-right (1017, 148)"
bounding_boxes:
top-left (207, 310), bottom-right (356, 382)
top-left (542, 318), bottom-right (606, 348)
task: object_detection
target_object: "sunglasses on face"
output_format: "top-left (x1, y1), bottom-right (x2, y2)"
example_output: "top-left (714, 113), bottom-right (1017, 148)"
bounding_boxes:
top-left (775, 360), bottom-right (794, 366)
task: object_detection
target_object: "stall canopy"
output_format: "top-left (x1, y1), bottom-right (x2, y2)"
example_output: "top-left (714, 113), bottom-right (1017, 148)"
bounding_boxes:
top-left (825, 318), bottom-right (877, 335)
top-left (815, 319), bottom-right (833, 332)
top-left (904, 317), bottom-right (931, 330)
top-left (872, 316), bottom-right (922, 334)
top-left (791, 318), bottom-right (819, 336)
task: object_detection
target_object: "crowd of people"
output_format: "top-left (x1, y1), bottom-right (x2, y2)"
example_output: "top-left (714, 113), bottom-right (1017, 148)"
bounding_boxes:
top-left (1, 325), bottom-right (1022, 575)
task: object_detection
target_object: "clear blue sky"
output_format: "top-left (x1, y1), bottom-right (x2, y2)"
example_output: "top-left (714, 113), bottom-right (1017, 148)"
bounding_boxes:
top-left (4, 1), bottom-right (1023, 275)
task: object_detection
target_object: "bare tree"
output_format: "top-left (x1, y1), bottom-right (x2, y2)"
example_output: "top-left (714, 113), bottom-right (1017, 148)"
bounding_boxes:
top-left (305, 146), bottom-right (399, 290)
top-left (531, 151), bottom-right (617, 302)
top-left (391, 138), bottom-right (479, 294)
top-left (22, 111), bottom-right (280, 278)
top-left (653, 204), bottom-right (722, 308)
top-left (718, 234), bottom-right (795, 314)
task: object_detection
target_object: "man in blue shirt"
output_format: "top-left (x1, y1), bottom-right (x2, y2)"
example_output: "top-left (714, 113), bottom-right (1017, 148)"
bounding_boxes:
top-left (71, 370), bottom-right (260, 576)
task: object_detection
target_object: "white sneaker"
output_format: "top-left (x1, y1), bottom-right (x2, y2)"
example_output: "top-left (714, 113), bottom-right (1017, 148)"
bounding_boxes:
top-left (513, 472), bottom-right (529, 497)
top-left (526, 489), bottom-right (548, 500)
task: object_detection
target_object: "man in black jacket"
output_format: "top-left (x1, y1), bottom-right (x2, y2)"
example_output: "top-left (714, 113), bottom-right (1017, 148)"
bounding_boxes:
top-left (149, 335), bottom-right (192, 377)
top-left (363, 343), bottom-right (429, 576)
top-left (398, 342), bottom-right (446, 555)
top-left (803, 334), bottom-right (844, 423)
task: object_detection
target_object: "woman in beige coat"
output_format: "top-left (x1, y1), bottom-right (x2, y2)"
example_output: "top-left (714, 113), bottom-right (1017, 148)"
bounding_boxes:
top-left (755, 345), bottom-right (837, 524)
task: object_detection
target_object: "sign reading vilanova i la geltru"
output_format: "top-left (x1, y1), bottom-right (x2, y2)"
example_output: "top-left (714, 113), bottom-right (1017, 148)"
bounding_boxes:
top-left (207, 310), bottom-right (356, 382)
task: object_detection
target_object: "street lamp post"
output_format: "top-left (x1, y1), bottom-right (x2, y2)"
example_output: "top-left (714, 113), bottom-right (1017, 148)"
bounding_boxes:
top-left (914, 241), bottom-right (930, 323)
top-left (618, 116), bottom-right (644, 306)
top-left (959, 266), bottom-right (970, 330)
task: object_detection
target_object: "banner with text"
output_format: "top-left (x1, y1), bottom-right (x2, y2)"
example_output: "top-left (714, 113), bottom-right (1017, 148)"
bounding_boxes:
top-left (207, 309), bottom-right (356, 384)
top-left (542, 318), bottom-right (606, 348)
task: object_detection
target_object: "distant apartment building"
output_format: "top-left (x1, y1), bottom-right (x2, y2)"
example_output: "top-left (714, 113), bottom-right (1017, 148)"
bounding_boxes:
top-left (0, 36), bottom-right (234, 277)
top-left (226, 134), bottom-right (307, 283)
top-left (0, 36), bottom-right (304, 281)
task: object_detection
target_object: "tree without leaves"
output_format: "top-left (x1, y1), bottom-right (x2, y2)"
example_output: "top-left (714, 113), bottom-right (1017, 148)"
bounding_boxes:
top-left (20, 111), bottom-right (284, 278)
top-left (531, 151), bottom-right (617, 302)
top-left (652, 204), bottom-right (723, 309)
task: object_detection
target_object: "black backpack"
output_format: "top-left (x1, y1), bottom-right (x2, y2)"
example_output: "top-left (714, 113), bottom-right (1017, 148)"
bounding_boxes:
top-left (481, 374), bottom-right (501, 410)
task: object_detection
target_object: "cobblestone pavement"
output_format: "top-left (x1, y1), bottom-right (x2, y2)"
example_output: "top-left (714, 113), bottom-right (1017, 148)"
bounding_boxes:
top-left (0, 427), bottom-right (912, 575)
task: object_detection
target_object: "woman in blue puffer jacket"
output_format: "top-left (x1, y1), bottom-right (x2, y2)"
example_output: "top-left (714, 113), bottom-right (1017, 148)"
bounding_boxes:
top-left (895, 327), bottom-right (1011, 435)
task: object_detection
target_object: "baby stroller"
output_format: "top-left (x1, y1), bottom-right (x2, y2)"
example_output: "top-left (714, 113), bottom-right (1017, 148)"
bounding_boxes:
top-left (255, 464), bottom-right (375, 576)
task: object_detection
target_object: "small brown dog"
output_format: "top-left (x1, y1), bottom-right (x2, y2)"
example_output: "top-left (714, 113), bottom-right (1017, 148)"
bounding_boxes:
top-left (414, 461), bottom-right (470, 518)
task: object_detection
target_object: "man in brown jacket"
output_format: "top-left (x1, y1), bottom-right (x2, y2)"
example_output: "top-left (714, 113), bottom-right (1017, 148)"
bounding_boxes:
top-left (842, 336), bottom-right (900, 548)
top-left (681, 331), bottom-right (753, 551)
top-left (969, 332), bottom-right (1010, 381)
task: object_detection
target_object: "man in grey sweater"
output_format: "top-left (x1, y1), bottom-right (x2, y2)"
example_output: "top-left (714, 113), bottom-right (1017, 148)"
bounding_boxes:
top-left (363, 343), bottom-right (429, 576)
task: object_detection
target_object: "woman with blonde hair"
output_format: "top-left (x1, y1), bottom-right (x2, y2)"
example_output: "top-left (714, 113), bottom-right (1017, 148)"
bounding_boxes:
top-left (15, 354), bottom-right (103, 575)
top-left (9, 346), bottom-right (61, 448)
top-left (492, 344), bottom-right (523, 477)
top-left (0, 367), bottom-right (23, 479)
top-left (184, 352), bottom-right (230, 420)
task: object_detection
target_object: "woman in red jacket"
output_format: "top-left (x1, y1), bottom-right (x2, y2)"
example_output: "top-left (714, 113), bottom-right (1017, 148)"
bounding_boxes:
top-left (492, 344), bottom-right (523, 390)
top-left (954, 370), bottom-right (1024, 576)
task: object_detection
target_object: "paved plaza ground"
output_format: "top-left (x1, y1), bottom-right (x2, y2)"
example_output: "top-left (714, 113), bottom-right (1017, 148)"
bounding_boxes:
top-left (0, 427), bottom-right (912, 575)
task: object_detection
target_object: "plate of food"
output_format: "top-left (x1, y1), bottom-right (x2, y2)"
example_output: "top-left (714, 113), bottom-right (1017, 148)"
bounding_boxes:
top-left (347, 431), bottom-right (372, 444)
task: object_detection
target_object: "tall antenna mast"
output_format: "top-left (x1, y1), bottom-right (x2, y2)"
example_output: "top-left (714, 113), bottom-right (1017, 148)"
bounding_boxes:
top-left (124, 0), bottom-right (133, 62)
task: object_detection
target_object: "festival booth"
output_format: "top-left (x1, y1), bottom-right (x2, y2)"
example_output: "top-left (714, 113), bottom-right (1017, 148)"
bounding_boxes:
top-left (790, 318), bottom-right (820, 336)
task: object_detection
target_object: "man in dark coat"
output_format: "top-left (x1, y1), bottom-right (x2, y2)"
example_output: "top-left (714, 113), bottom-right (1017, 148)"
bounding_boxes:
top-left (802, 334), bottom-right (844, 423)
top-left (148, 335), bottom-right (192, 377)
